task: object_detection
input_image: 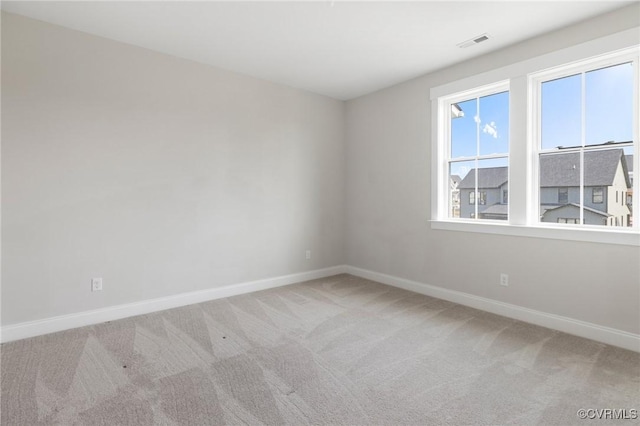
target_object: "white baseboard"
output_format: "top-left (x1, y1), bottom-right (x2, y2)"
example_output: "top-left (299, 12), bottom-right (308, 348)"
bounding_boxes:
top-left (4, 264), bottom-right (638, 352)
top-left (0, 265), bottom-right (347, 343)
top-left (346, 266), bottom-right (640, 353)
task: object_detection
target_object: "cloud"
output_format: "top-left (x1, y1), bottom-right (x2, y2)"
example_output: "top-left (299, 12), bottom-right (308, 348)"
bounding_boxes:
top-left (482, 121), bottom-right (498, 139)
top-left (474, 115), bottom-right (481, 124)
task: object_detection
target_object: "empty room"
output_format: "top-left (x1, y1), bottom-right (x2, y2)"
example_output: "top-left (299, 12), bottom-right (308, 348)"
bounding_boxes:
top-left (1, 1), bottom-right (639, 425)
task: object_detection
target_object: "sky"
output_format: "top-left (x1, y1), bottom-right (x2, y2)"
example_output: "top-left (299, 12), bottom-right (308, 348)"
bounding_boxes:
top-left (450, 90), bottom-right (508, 179)
top-left (449, 61), bottom-right (634, 181)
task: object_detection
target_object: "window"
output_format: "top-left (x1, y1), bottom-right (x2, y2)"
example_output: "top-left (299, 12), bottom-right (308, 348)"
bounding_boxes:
top-left (444, 82), bottom-right (509, 221)
top-left (558, 188), bottom-right (568, 204)
top-left (536, 59), bottom-right (634, 228)
top-left (592, 187), bottom-right (604, 204)
top-left (431, 38), bottom-right (639, 246)
top-left (558, 218), bottom-right (581, 224)
top-left (469, 191), bottom-right (487, 205)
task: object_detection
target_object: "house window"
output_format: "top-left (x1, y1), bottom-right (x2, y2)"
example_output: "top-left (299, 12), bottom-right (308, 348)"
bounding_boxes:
top-left (444, 82), bottom-right (509, 221)
top-left (558, 188), bottom-right (568, 204)
top-left (432, 39), bottom-right (639, 245)
top-left (558, 218), bottom-right (580, 224)
top-left (592, 187), bottom-right (604, 204)
top-left (535, 57), bottom-right (635, 228)
top-left (469, 191), bottom-right (487, 205)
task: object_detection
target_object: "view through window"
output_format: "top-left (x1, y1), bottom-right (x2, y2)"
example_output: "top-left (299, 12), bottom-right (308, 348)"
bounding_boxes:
top-left (538, 61), bottom-right (634, 228)
top-left (448, 90), bottom-right (509, 220)
top-left (434, 43), bottom-right (638, 243)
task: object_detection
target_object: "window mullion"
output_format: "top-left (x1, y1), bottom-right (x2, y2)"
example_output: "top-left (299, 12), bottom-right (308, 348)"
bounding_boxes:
top-left (633, 57), bottom-right (639, 230)
top-left (580, 72), bottom-right (586, 225)
top-left (475, 97), bottom-right (480, 220)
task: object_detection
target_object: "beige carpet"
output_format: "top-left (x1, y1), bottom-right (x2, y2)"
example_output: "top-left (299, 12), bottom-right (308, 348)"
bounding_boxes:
top-left (1, 274), bottom-right (638, 425)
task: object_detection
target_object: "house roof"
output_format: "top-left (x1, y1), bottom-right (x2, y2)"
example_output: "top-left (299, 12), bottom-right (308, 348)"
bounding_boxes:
top-left (479, 203), bottom-right (508, 216)
top-left (626, 155), bottom-right (633, 173)
top-left (459, 148), bottom-right (630, 189)
top-left (458, 167), bottom-right (508, 189)
top-left (540, 148), bottom-right (630, 187)
top-left (543, 203), bottom-right (611, 217)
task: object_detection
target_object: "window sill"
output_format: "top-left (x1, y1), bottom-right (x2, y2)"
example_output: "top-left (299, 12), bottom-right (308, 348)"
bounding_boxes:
top-left (430, 220), bottom-right (640, 246)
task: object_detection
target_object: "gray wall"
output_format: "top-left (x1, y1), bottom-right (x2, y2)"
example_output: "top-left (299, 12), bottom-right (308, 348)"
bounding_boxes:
top-left (1, 13), bottom-right (345, 325)
top-left (3, 6), bottom-right (640, 338)
top-left (540, 187), bottom-right (607, 212)
top-left (541, 187), bottom-right (579, 206)
top-left (345, 4), bottom-right (640, 334)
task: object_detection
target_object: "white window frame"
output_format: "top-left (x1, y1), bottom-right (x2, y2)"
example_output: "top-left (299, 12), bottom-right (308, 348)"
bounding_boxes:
top-left (529, 49), bottom-right (637, 228)
top-left (440, 81), bottom-right (510, 222)
top-left (430, 28), bottom-right (640, 247)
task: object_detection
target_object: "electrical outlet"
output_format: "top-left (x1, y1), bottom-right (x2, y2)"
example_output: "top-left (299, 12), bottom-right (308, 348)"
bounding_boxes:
top-left (305, 250), bottom-right (311, 260)
top-left (91, 277), bottom-right (103, 292)
top-left (500, 273), bottom-right (509, 287)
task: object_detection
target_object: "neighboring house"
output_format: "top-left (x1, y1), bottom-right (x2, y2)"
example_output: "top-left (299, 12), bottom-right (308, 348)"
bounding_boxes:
top-left (458, 148), bottom-right (632, 226)
top-left (458, 167), bottom-right (509, 220)
top-left (450, 174), bottom-right (462, 217)
top-left (625, 154), bottom-right (634, 185)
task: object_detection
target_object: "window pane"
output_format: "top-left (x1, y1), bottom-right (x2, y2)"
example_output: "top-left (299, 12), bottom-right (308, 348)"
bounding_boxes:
top-left (451, 98), bottom-right (477, 158)
top-left (582, 148), bottom-right (633, 227)
top-left (585, 62), bottom-right (634, 146)
top-left (449, 160), bottom-right (475, 218)
top-left (539, 151), bottom-right (580, 224)
top-left (540, 148), bottom-right (634, 227)
top-left (541, 74), bottom-right (581, 150)
top-left (458, 158), bottom-right (508, 220)
top-left (591, 187), bottom-right (604, 204)
top-left (558, 187), bottom-right (569, 204)
top-left (479, 91), bottom-right (509, 156)
top-left (478, 190), bottom-right (487, 205)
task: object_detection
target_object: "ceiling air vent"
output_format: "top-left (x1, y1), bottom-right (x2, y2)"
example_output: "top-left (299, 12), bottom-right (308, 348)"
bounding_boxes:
top-left (457, 33), bottom-right (490, 49)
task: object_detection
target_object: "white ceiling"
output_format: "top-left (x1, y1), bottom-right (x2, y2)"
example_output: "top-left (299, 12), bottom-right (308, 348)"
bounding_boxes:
top-left (1, 1), bottom-right (633, 100)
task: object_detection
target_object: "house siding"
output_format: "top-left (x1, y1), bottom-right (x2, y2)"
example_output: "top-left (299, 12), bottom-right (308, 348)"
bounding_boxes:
top-left (607, 161), bottom-right (632, 226)
top-left (460, 186), bottom-right (505, 219)
top-left (542, 204), bottom-right (608, 225)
